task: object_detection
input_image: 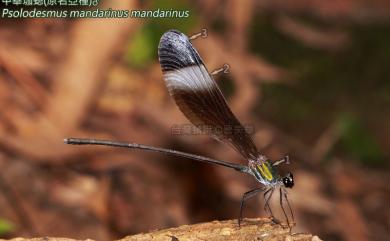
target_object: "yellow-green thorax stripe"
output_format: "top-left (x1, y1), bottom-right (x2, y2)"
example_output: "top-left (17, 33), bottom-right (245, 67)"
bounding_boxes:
top-left (256, 163), bottom-right (274, 181)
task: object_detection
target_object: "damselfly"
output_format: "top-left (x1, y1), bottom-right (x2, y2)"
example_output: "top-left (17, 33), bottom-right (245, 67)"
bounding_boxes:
top-left (65, 29), bottom-right (295, 229)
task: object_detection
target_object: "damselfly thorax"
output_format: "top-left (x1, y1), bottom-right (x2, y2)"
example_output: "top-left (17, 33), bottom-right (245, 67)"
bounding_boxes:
top-left (250, 158), bottom-right (280, 186)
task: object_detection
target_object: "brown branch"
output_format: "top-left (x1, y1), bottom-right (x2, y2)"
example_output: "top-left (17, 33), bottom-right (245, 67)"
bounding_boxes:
top-left (119, 218), bottom-right (320, 241)
top-left (5, 219), bottom-right (320, 241)
top-left (5, 238), bottom-right (92, 241)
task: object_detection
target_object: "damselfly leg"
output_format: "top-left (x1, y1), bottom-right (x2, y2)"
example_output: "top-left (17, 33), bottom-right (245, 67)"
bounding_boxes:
top-left (264, 188), bottom-right (282, 224)
top-left (239, 186), bottom-right (294, 229)
top-left (284, 189), bottom-right (294, 224)
top-left (280, 187), bottom-right (295, 231)
top-left (239, 187), bottom-right (284, 226)
top-left (238, 187), bottom-right (265, 226)
top-left (279, 187), bottom-right (295, 232)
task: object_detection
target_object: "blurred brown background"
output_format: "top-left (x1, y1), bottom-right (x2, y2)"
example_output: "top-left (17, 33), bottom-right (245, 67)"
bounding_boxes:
top-left (0, 0), bottom-right (389, 240)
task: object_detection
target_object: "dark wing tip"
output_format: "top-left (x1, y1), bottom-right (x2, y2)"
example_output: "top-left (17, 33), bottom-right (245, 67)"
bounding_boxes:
top-left (158, 29), bottom-right (203, 72)
top-left (165, 29), bottom-right (182, 35)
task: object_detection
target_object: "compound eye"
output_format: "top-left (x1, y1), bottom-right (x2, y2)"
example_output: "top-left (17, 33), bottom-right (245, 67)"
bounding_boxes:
top-left (283, 172), bottom-right (294, 188)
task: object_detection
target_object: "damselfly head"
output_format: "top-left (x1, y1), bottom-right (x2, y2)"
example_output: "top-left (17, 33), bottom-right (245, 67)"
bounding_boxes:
top-left (282, 172), bottom-right (294, 188)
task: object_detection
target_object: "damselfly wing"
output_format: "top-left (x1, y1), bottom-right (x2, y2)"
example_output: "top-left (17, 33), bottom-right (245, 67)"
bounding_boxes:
top-left (158, 30), bottom-right (258, 160)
